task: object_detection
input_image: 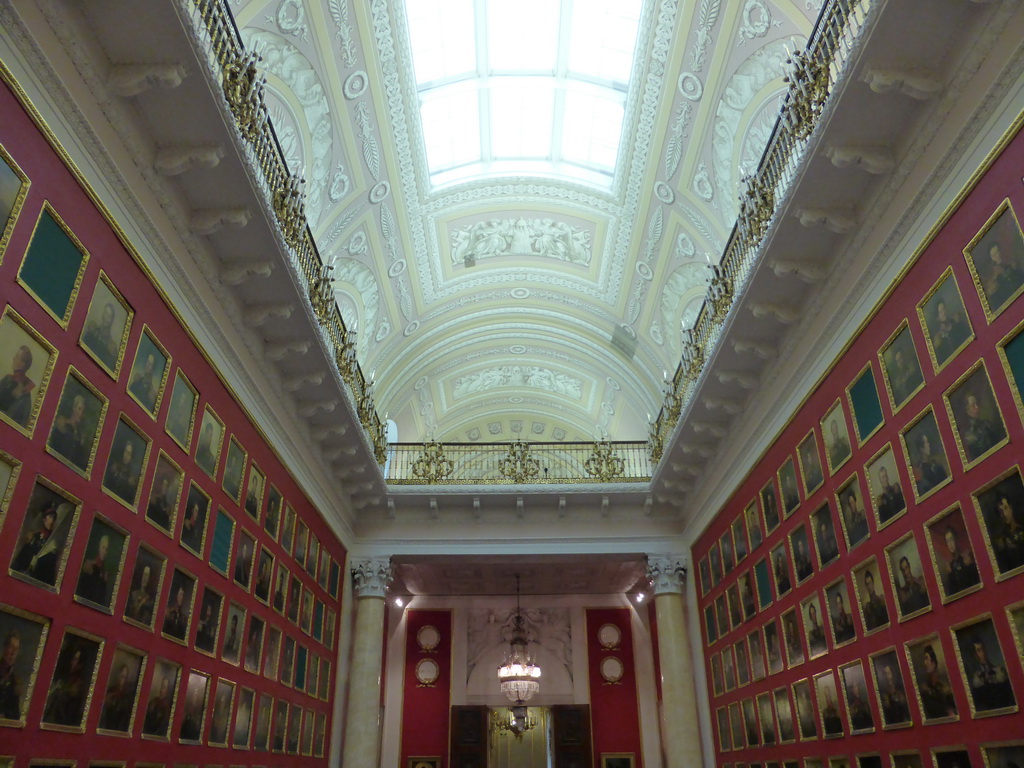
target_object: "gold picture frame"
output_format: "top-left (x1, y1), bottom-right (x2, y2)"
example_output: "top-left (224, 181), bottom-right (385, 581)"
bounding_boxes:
top-left (963, 197), bottom-right (1024, 321)
top-left (797, 429), bottom-right (824, 496)
top-left (95, 643), bottom-right (147, 736)
top-left (949, 613), bottom-right (1018, 718)
top-left (904, 632), bottom-right (959, 724)
top-left (0, 602), bottom-right (51, 727)
top-left (839, 659), bottom-right (875, 734)
top-left (40, 626), bottom-right (104, 733)
top-left (45, 366), bottom-right (108, 479)
top-left (126, 325), bottom-right (170, 419)
top-left (878, 319), bottom-right (926, 414)
top-left (851, 555), bottom-right (892, 636)
top-left (917, 266), bottom-right (975, 373)
top-left (78, 270), bottom-right (133, 381)
top-left (122, 542), bottom-right (167, 631)
top-left (813, 669), bottom-right (844, 738)
top-left (924, 502), bottom-right (983, 604)
top-left (101, 413), bottom-right (153, 511)
top-left (884, 531), bottom-right (933, 622)
top-left (17, 201), bottom-right (89, 329)
top-left (943, 359), bottom-right (1009, 470)
top-left (821, 398), bottom-right (853, 476)
top-left (835, 472), bottom-right (870, 551)
top-left (0, 305), bottom-right (57, 437)
top-left (0, 141), bottom-right (31, 264)
top-left (970, 465), bottom-right (1024, 582)
top-left (8, 474), bottom-right (82, 594)
top-left (899, 405), bottom-right (952, 503)
top-left (868, 646), bottom-right (913, 729)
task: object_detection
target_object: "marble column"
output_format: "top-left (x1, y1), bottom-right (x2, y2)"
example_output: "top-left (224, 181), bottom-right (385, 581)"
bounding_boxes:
top-left (648, 554), bottom-right (702, 768)
top-left (340, 558), bottom-right (392, 768)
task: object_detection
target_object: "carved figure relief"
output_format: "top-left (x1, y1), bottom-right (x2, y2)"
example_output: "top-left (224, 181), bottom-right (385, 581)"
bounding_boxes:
top-left (449, 218), bottom-right (593, 265)
top-left (452, 366), bottom-right (583, 399)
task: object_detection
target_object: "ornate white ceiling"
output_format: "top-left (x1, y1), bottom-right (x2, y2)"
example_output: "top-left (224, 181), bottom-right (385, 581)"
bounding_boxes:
top-left (227, 0), bottom-right (822, 442)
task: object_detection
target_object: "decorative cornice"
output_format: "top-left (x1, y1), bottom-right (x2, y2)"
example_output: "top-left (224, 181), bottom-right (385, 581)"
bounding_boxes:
top-left (351, 558), bottom-right (393, 598)
top-left (646, 554), bottom-right (689, 595)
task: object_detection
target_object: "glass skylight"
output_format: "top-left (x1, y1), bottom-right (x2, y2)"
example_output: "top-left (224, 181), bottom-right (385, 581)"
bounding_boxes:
top-left (405, 0), bottom-right (643, 190)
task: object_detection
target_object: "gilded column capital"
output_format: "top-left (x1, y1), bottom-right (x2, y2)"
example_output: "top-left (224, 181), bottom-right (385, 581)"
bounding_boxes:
top-left (351, 558), bottom-right (393, 599)
top-left (646, 554), bottom-right (689, 595)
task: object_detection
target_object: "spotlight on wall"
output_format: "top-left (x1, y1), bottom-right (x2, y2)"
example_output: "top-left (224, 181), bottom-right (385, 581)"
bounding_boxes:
top-left (635, 592), bottom-right (646, 603)
top-left (394, 597), bottom-right (404, 607)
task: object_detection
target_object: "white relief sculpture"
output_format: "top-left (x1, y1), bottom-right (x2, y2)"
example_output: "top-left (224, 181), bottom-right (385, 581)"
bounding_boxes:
top-left (328, 0), bottom-right (358, 67)
top-left (711, 36), bottom-right (803, 222)
top-left (739, 96), bottom-right (785, 179)
top-left (466, 607), bottom-right (573, 686)
top-left (689, 0), bottom-right (721, 73)
top-left (331, 257), bottom-right (380, 354)
top-left (737, 0), bottom-right (774, 43)
top-left (660, 263), bottom-right (710, 334)
top-left (448, 218), bottom-right (592, 265)
top-left (453, 366), bottom-right (583, 399)
top-left (269, 0), bottom-right (309, 42)
top-left (329, 162), bottom-right (350, 202)
top-left (241, 29), bottom-right (332, 227)
top-left (664, 103), bottom-right (692, 180)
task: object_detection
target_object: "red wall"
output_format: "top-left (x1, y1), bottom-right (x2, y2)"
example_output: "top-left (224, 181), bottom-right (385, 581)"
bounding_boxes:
top-left (399, 609), bottom-right (453, 766)
top-left (694, 119), bottom-right (1024, 766)
top-left (587, 608), bottom-right (644, 767)
top-left (0, 69), bottom-right (343, 764)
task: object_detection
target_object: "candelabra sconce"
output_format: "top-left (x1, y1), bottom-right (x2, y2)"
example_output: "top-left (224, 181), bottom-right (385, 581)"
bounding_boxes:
top-left (335, 332), bottom-right (358, 386)
top-left (783, 49), bottom-right (831, 141)
top-left (411, 441), bottom-right (454, 483)
top-left (273, 173), bottom-right (307, 248)
top-left (737, 172), bottom-right (776, 248)
top-left (309, 263), bottom-right (334, 324)
top-left (498, 441), bottom-right (540, 484)
top-left (648, 419), bottom-right (665, 464)
top-left (680, 330), bottom-right (705, 385)
top-left (584, 440), bottom-right (625, 482)
top-left (708, 264), bottom-right (734, 323)
top-left (222, 49), bottom-right (268, 143)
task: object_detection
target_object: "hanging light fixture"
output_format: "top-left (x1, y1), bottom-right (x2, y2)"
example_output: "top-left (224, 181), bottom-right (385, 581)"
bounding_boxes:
top-left (496, 574), bottom-right (541, 737)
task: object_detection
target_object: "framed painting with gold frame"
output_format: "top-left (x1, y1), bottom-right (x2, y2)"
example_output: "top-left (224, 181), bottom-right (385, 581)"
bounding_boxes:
top-left (745, 500), bottom-right (763, 551)
top-left (949, 613), bottom-right (1018, 718)
top-left (73, 512), bottom-right (129, 614)
top-left (17, 202), bottom-right (89, 328)
top-left (998, 318), bottom-right (1024, 426)
top-left (836, 472), bottom-right (870, 550)
top-left (126, 325), bottom-right (170, 419)
top-left (0, 142), bottom-right (30, 263)
top-left (865, 442), bottom-right (908, 530)
top-left (121, 542), bottom-right (166, 631)
top-left (178, 668), bottom-right (210, 744)
top-left (778, 456), bottom-right (801, 518)
top-left (207, 677), bottom-right (235, 747)
top-left (813, 669), bottom-right (844, 739)
top-left (40, 626), bottom-right (104, 733)
top-left (774, 685), bottom-right (796, 743)
top-left (761, 479), bottom-right (781, 534)
top-left (756, 691), bottom-right (777, 746)
top-left (825, 575), bottom-right (858, 648)
top-left (821, 399), bottom-right (853, 476)
top-left (868, 647), bottom-right (912, 729)
top-left (0, 448), bottom-right (21, 530)
top-left (917, 267), bottom-right (975, 373)
top-left (797, 429), bottom-right (824, 496)
top-left (79, 271), bottom-right (133, 380)
top-left (46, 366), bottom-right (108, 478)
top-left (924, 503), bottom-right (983, 603)
top-left (981, 743), bottom-right (1024, 768)
top-left (970, 466), bottom-right (1024, 582)
top-left (96, 643), bottom-right (147, 736)
top-left (164, 369), bottom-right (197, 451)
top-left (101, 414), bottom-right (152, 511)
top-left (222, 435), bottom-right (246, 504)
top-left (0, 602), bottom-right (50, 727)
top-left (932, 747), bottom-right (973, 768)
top-left (943, 360), bottom-right (1009, 469)
top-left (905, 632), bottom-right (959, 724)
top-left (8, 475), bottom-right (82, 593)
top-left (601, 755), bottom-right (635, 768)
top-left (0, 305), bottom-right (57, 437)
top-left (879, 320), bottom-right (926, 414)
top-left (839, 659), bottom-right (875, 735)
top-left (851, 556), bottom-right (891, 636)
top-left (963, 198), bottom-right (1024, 321)
top-left (194, 405), bottom-right (224, 479)
top-left (899, 406), bottom-right (952, 503)
top-left (885, 531), bottom-right (932, 622)
top-left (143, 451), bottom-right (184, 537)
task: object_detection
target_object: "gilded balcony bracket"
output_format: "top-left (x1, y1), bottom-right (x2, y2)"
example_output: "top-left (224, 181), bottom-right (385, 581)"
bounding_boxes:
top-left (584, 441), bottom-right (626, 483)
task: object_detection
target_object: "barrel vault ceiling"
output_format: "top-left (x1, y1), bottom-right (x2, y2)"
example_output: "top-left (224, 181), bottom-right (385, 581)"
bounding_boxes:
top-left (226, 0), bottom-right (822, 443)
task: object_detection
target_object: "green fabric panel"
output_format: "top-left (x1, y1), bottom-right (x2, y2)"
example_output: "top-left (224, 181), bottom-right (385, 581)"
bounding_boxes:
top-left (850, 368), bottom-right (884, 441)
top-left (21, 209), bottom-right (84, 321)
top-left (755, 558), bottom-right (773, 609)
top-left (1004, 329), bottom-right (1024, 398)
top-left (210, 509), bottom-right (234, 574)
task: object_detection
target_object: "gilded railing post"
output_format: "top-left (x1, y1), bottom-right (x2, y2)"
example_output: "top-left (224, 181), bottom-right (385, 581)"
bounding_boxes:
top-left (222, 49), bottom-right (268, 143)
top-left (584, 441), bottom-right (625, 482)
top-left (411, 441), bottom-right (454, 483)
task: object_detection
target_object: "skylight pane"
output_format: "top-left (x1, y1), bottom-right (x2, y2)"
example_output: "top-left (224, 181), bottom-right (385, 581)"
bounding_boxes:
top-left (561, 91), bottom-right (623, 169)
top-left (421, 89), bottom-right (481, 170)
top-left (407, 0), bottom-right (477, 84)
top-left (567, 0), bottom-right (642, 84)
top-left (487, 0), bottom-right (559, 72)
top-left (490, 81), bottom-right (554, 159)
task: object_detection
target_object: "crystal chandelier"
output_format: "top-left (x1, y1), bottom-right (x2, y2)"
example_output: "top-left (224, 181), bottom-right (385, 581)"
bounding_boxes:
top-left (497, 574), bottom-right (541, 706)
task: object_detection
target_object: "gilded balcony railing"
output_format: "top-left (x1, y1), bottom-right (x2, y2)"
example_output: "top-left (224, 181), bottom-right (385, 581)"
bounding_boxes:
top-left (188, 0), bottom-right (387, 463)
top-left (387, 441), bottom-right (652, 485)
top-left (649, 0), bottom-right (870, 463)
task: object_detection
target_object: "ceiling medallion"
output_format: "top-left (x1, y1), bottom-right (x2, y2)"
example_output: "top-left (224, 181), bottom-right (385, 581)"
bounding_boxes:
top-left (510, 287), bottom-right (530, 299)
top-left (509, 345), bottom-right (527, 354)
